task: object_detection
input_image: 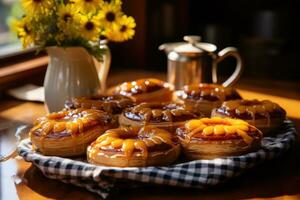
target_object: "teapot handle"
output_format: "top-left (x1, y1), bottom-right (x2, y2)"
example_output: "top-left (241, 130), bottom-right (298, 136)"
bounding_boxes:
top-left (212, 47), bottom-right (243, 87)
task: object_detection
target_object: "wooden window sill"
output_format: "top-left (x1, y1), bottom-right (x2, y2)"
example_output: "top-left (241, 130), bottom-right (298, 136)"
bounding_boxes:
top-left (0, 56), bottom-right (48, 96)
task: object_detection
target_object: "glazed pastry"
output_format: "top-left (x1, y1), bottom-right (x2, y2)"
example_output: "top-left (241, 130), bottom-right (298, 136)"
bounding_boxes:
top-left (30, 108), bottom-right (116, 157)
top-left (176, 83), bottom-right (241, 116)
top-left (119, 102), bottom-right (198, 132)
top-left (211, 99), bottom-right (286, 134)
top-left (113, 78), bottom-right (174, 103)
top-left (177, 117), bottom-right (262, 160)
top-left (87, 126), bottom-right (180, 167)
top-left (65, 95), bottom-right (134, 115)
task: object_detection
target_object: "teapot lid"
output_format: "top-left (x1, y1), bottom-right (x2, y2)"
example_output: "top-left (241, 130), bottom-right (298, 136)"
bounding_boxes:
top-left (160, 35), bottom-right (217, 57)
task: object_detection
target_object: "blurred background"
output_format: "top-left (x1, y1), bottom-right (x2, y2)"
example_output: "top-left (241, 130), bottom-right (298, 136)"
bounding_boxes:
top-left (0, 0), bottom-right (300, 80)
top-left (115, 0), bottom-right (300, 81)
top-left (1, 2), bottom-right (300, 200)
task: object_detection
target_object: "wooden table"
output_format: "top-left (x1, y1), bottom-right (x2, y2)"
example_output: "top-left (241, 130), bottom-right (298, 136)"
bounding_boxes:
top-left (1, 71), bottom-right (300, 200)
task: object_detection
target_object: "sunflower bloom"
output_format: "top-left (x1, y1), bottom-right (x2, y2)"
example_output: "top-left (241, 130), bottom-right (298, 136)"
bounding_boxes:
top-left (57, 4), bottom-right (81, 36)
top-left (11, 16), bottom-right (34, 47)
top-left (13, 0), bottom-right (135, 58)
top-left (21, 0), bottom-right (53, 15)
top-left (80, 15), bottom-right (101, 41)
top-left (101, 0), bottom-right (122, 8)
top-left (104, 15), bottom-right (135, 42)
top-left (73, 0), bottom-right (103, 14)
top-left (98, 1), bottom-right (122, 28)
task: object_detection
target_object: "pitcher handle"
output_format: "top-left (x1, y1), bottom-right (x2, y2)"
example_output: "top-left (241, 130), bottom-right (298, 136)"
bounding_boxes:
top-left (93, 43), bottom-right (111, 94)
top-left (212, 47), bottom-right (243, 87)
top-left (100, 46), bottom-right (111, 94)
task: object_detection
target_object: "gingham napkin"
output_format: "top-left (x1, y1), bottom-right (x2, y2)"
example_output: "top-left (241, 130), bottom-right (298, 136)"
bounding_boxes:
top-left (18, 120), bottom-right (297, 199)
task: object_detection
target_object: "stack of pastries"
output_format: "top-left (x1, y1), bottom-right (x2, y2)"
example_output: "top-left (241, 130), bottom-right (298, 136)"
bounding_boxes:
top-left (29, 78), bottom-right (286, 167)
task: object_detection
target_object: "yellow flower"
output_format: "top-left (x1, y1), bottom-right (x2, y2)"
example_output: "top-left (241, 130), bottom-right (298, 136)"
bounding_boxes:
top-left (101, 0), bottom-right (122, 8)
top-left (21, 0), bottom-right (53, 15)
top-left (104, 15), bottom-right (135, 42)
top-left (98, 1), bottom-right (122, 28)
top-left (57, 4), bottom-right (81, 36)
top-left (79, 15), bottom-right (101, 41)
top-left (73, 0), bottom-right (103, 14)
top-left (11, 16), bottom-right (34, 48)
top-left (9, 18), bottom-right (19, 33)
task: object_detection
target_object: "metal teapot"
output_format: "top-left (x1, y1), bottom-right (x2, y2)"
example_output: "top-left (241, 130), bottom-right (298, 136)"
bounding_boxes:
top-left (159, 35), bottom-right (243, 89)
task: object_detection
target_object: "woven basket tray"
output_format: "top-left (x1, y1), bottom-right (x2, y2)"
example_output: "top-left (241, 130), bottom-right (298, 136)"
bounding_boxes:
top-left (18, 120), bottom-right (297, 199)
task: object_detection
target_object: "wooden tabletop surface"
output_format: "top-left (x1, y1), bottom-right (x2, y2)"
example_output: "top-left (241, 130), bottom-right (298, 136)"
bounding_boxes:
top-left (0, 71), bottom-right (300, 200)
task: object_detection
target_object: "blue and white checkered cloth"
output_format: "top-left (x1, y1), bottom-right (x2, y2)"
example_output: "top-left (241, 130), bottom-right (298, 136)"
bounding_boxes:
top-left (18, 120), bottom-right (297, 199)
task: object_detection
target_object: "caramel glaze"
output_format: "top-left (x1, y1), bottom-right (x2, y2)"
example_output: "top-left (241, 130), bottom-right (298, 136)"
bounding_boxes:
top-left (177, 117), bottom-right (262, 144)
top-left (114, 78), bottom-right (171, 96)
top-left (65, 95), bottom-right (134, 114)
top-left (30, 108), bottom-right (113, 139)
top-left (123, 102), bottom-right (198, 123)
top-left (177, 83), bottom-right (241, 102)
top-left (89, 126), bottom-right (178, 159)
top-left (214, 100), bottom-right (286, 125)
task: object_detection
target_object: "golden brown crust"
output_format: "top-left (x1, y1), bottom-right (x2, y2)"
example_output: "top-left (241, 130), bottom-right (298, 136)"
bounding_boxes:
top-left (118, 114), bottom-right (187, 133)
top-left (179, 138), bottom-right (260, 160)
top-left (87, 126), bottom-right (180, 167)
top-left (87, 144), bottom-right (181, 167)
top-left (119, 102), bottom-right (198, 132)
top-left (31, 125), bottom-right (113, 157)
top-left (65, 95), bottom-right (134, 114)
top-left (211, 99), bottom-right (286, 134)
top-left (180, 98), bottom-right (221, 117)
top-left (113, 78), bottom-right (174, 103)
top-left (177, 117), bottom-right (262, 160)
top-left (176, 83), bottom-right (241, 116)
top-left (29, 108), bottom-right (116, 156)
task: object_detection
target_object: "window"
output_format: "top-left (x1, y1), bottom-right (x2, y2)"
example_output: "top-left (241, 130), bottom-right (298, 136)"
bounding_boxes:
top-left (0, 0), bottom-right (25, 58)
